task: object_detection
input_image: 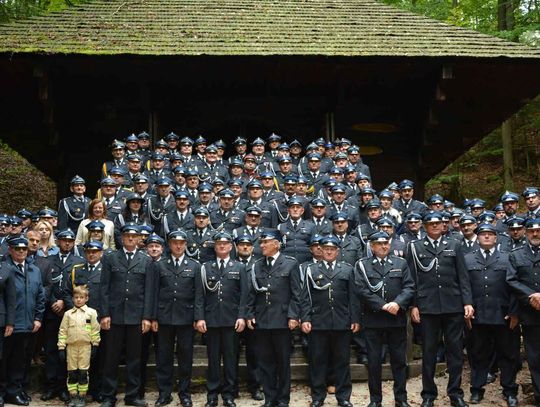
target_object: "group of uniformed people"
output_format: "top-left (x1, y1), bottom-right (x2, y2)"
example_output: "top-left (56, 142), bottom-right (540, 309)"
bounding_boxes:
top-left (0, 131), bottom-right (539, 407)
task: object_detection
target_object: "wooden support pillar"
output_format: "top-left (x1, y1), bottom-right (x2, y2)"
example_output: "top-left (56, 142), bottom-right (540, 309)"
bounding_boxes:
top-left (502, 116), bottom-right (515, 190)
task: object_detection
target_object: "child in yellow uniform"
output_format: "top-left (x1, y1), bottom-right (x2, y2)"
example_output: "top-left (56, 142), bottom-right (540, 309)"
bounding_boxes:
top-left (58, 286), bottom-right (101, 407)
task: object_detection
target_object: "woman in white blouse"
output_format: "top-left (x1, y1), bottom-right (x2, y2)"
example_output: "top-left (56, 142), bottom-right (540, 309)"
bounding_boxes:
top-left (75, 198), bottom-right (115, 249)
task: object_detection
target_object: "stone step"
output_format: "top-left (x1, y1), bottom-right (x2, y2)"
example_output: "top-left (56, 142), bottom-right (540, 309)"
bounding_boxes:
top-left (28, 360), bottom-right (446, 390)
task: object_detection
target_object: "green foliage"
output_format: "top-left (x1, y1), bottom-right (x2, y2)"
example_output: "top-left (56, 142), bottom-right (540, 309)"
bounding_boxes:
top-left (382, 0), bottom-right (540, 41)
top-left (0, 0), bottom-right (88, 23)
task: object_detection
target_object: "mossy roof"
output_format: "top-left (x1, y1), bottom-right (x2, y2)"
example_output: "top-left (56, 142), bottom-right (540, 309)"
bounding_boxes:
top-left (1, 0), bottom-right (540, 57)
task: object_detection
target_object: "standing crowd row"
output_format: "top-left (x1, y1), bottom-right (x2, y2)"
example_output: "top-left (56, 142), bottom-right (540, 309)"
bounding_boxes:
top-left (0, 132), bottom-right (539, 407)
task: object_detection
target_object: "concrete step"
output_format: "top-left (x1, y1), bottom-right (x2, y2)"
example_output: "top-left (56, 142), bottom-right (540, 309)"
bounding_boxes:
top-left (29, 360), bottom-right (446, 390)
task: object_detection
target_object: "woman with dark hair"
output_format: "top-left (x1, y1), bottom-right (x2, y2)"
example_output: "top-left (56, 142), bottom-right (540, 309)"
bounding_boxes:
top-left (75, 199), bottom-right (115, 249)
top-left (113, 193), bottom-right (149, 249)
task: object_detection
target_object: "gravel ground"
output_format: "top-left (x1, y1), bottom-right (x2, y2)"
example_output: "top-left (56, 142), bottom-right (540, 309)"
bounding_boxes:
top-left (28, 364), bottom-right (537, 407)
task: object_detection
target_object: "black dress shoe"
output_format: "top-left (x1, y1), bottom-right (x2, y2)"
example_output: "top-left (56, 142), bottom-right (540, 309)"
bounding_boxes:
top-left (180, 398), bottom-right (193, 407)
top-left (470, 393), bottom-right (483, 404)
top-left (155, 395), bottom-right (173, 407)
top-left (367, 402), bottom-right (381, 407)
top-left (40, 389), bottom-right (59, 401)
top-left (125, 398), bottom-right (148, 407)
top-left (421, 400), bottom-right (434, 407)
top-left (261, 403), bottom-right (274, 407)
top-left (5, 394), bottom-right (29, 406)
top-left (450, 397), bottom-right (469, 407)
top-left (486, 372), bottom-right (497, 384)
top-left (223, 400), bottom-right (236, 407)
top-left (251, 390), bottom-right (264, 401)
top-left (100, 400), bottom-right (116, 407)
top-left (204, 399), bottom-right (217, 407)
top-left (92, 394), bottom-right (104, 403)
top-left (395, 402), bottom-right (411, 407)
top-left (357, 355), bottom-right (368, 364)
top-left (505, 395), bottom-right (518, 407)
top-left (59, 390), bottom-right (71, 402)
top-left (338, 401), bottom-right (353, 407)
top-left (20, 392), bottom-right (31, 402)
top-left (310, 401), bottom-right (324, 407)
top-left (0, 395), bottom-right (4, 407)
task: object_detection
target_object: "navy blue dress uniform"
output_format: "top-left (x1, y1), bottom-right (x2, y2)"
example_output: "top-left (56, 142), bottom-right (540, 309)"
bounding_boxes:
top-left (392, 180), bottom-right (428, 219)
top-left (277, 202), bottom-right (316, 264)
top-left (234, 237), bottom-right (263, 400)
top-left (302, 153), bottom-right (328, 195)
top-left (148, 230), bottom-right (201, 407)
top-left (406, 211), bottom-right (473, 406)
top-left (101, 140), bottom-right (128, 178)
top-left (299, 236), bottom-right (359, 407)
top-left (233, 224), bottom-right (263, 260)
top-left (507, 218), bottom-right (540, 406)
top-left (460, 224), bottom-right (519, 405)
top-left (210, 190), bottom-right (245, 233)
top-left (63, 241), bottom-right (105, 402)
top-left (332, 232), bottom-right (365, 268)
top-left (99, 225), bottom-right (155, 406)
top-left (355, 232), bottom-right (415, 406)
top-left (146, 178), bottom-right (176, 228)
top-left (399, 212), bottom-right (426, 245)
top-left (161, 195), bottom-right (194, 237)
top-left (0, 259), bottom-right (17, 393)
top-left (194, 232), bottom-right (247, 406)
top-left (0, 237), bottom-right (45, 406)
top-left (245, 230), bottom-right (302, 407)
top-left (186, 228), bottom-right (217, 264)
top-left (58, 176), bottom-right (91, 232)
top-left (42, 230), bottom-right (85, 401)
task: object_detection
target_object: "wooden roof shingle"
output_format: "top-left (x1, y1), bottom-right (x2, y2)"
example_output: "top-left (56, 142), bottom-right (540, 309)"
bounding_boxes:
top-left (0, 0), bottom-right (539, 57)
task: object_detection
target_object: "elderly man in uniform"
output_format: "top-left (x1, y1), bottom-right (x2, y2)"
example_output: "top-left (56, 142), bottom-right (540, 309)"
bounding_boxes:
top-left (150, 230), bottom-right (201, 407)
top-left (246, 230), bottom-right (302, 407)
top-left (407, 211), bottom-right (474, 407)
top-left (195, 231), bottom-right (247, 407)
top-left (355, 231), bottom-right (415, 407)
top-left (300, 235), bottom-right (359, 407)
top-left (507, 218), bottom-right (540, 406)
top-left (460, 223), bottom-right (519, 406)
top-left (99, 224), bottom-right (154, 407)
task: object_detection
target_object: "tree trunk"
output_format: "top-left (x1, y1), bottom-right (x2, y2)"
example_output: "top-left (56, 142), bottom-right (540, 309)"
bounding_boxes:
top-left (502, 117), bottom-right (515, 190)
top-left (498, 0), bottom-right (508, 30)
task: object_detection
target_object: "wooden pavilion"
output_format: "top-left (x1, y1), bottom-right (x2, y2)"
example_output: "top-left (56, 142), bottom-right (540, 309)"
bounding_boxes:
top-left (0, 0), bottom-right (539, 196)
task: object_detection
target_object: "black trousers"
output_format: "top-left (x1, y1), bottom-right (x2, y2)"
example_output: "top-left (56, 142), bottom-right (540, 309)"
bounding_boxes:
top-left (468, 324), bottom-right (518, 397)
top-left (364, 327), bottom-right (408, 403)
top-left (308, 330), bottom-right (352, 404)
top-left (0, 332), bottom-right (30, 397)
top-left (101, 324), bottom-right (142, 401)
top-left (43, 317), bottom-right (67, 392)
top-left (420, 313), bottom-right (464, 401)
top-left (522, 325), bottom-right (540, 403)
top-left (239, 328), bottom-right (260, 393)
top-left (256, 328), bottom-right (291, 406)
top-left (156, 324), bottom-right (194, 400)
top-left (139, 331), bottom-right (157, 398)
top-left (206, 327), bottom-right (238, 401)
top-left (352, 330), bottom-right (367, 358)
top-left (88, 330), bottom-right (107, 397)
